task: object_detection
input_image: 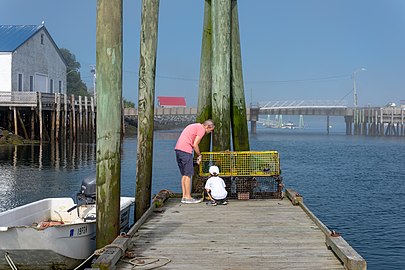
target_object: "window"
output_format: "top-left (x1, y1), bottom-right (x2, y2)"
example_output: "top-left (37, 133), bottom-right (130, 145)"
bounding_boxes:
top-left (58, 81), bottom-right (62, 93)
top-left (50, 79), bottom-right (54, 93)
top-left (41, 34), bottom-right (44, 45)
top-left (18, 74), bottom-right (23, 91)
top-left (30, 76), bottom-right (34, 92)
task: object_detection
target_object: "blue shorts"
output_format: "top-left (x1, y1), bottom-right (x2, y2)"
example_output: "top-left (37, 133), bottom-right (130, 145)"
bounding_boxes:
top-left (175, 150), bottom-right (194, 176)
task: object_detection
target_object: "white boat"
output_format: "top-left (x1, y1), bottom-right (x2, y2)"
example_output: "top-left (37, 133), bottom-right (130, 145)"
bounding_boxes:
top-left (0, 177), bottom-right (135, 270)
top-left (281, 121), bottom-right (296, 129)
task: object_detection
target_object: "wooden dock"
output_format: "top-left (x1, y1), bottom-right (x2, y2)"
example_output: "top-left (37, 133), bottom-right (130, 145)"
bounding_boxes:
top-left (0, 92), bottom-right (95, 143)
top-left (92, 190), bottom-right (366, 270)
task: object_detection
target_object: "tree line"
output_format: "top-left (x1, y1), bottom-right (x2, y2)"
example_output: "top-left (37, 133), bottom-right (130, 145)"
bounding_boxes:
top-left (60, 48), bottom-right (134, 108)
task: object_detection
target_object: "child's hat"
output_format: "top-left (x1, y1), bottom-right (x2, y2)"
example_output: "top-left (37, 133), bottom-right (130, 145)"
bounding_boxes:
top-left (209, 165), bottom-right (219, 175)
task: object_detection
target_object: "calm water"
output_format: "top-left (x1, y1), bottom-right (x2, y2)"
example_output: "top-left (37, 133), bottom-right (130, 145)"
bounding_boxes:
top-left (1, 123), bottom-right (404, 270)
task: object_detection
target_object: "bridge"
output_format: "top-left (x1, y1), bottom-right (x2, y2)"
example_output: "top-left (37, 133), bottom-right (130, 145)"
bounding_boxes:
top-left (250, 100), bottom-right (404, 136)
top-left (124, 99), bottom-right (405, 137)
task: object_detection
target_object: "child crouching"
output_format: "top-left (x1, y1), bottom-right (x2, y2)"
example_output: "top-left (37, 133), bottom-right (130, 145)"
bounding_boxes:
top-left (205, 166), bottom-right (228, 206)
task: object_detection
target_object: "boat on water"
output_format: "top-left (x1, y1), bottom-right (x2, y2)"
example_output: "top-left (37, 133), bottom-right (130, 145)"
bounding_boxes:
top-left (281, 121), bottom-right (296, 129)
top-left (0, 176), bottom-right (135, 270)
top-left (261, 120), bottom-right (297, 129)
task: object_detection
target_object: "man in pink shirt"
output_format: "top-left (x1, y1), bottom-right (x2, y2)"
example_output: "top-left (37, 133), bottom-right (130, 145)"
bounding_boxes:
top-left (175, 119), bottom-right (215, 203)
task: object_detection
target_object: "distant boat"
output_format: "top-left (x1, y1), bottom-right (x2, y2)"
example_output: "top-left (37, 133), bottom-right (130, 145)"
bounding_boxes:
top-left (262, 121), bottom-right (297, 129)
top-left (281, 121), bottom-right (296, 129)
top-left (0, 176), bottom-right (135, 270)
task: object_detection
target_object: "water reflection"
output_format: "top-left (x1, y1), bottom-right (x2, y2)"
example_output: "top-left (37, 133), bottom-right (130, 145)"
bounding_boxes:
top-left (155, 130), bottom-right (181, 140)
top-left (0, 142), bottom-right (97, 212)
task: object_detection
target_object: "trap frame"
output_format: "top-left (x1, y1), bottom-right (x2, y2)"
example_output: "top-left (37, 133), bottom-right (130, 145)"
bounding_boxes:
top-left (198, 151), bottom-right (283, 199)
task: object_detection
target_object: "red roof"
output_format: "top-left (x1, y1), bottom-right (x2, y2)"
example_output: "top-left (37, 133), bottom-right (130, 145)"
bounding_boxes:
top-left (157, 96), bottom-right (186, 107)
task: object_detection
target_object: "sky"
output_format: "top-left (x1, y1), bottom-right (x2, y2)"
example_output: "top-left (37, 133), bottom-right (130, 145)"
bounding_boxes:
top-left (2, 0), bottom-right (405, 107)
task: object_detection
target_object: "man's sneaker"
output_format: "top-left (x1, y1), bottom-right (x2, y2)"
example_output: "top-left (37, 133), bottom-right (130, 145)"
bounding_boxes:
top-left (182, 198), bottom-right (203, 204)
top-left (206, 200), bottom-right (217, 206)
top-left (221, 200), bottom-right (228, 205)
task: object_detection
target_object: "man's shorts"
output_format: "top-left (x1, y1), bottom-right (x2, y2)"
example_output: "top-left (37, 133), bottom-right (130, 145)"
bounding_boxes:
top-left (175, 150), bottom-right (194, 176)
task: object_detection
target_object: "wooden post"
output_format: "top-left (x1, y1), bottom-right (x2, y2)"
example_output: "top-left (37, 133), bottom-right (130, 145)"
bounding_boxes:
top-left (91, 96), bottom-right (95, 140)
top-left (31, 109), bottom-right (35, 140)
top-left (51, 109), bottom-right (55, 142)
top-left (211, 0), bottom-right (231, 151)
top-left (13, 107), bottom-right (18, 135)
top-left (95, 0), bottom-right (123, 249)
top-left (63, 94), bottom-right (68, 144)
top-left (230, 0), bottom-right (249, 150)
top-left (17, 110), bottom-right (29, 139)
top-left (135, 0), bottom-right (159, 221)
top-left (78, 96), bottom-right (82, 142)
top-left (196, 0), bottom-right (213, 152)
top-left (38, 92), bottom-right (43, 142)
top-left (71, 95), bottom-right (76, 141)
top-left (85, 95), bottom-right (89, 140)
top-left (193, 0), bottom-right (213, 192)
top-left (56, 94), bottom-right (61, 142)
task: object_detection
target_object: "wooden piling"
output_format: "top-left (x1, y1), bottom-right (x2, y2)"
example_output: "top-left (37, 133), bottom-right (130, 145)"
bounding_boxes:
top-left (64, 94), bottom-right (68, 141)
top-left (13, 107), bottom-right (17, 135)
top-left (230, 0), bottom-right (249, 151)
top-left (196, 0), bottom-right (213, 152)
top-left (51, 109), bottom-right (55, 142)
top-left (85, 96), bottom-right (89, 140)
top-left (78, 96), bottom-right (82, 142)
top-left (31, 109), bottom-right (35, 140)
top-left (91, 96), bottom-right (95, 140)
top-left (38, 92), bottom-right (43, 142)
top-left (17, 110), bottom-right (28, 139)
top-left (56, 94), bottom-right (60, 142)
top-left (211, 0), bottom-right (231, 151)
top-left (71, 94), bottom-right (76, 141)
top-left (135, 0), bottom-right (160, 221)
top-left (193, 0), bottom-right (213, 192)
top-left (95, 0), bottom-right (123, 249)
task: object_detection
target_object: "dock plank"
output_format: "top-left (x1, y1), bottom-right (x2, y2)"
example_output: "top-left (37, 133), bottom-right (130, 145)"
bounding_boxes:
top-left (115, 198), bottom-right (346, 270)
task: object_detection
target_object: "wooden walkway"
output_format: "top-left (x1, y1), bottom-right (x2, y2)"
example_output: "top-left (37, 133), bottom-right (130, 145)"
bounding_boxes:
top-left (113, 197), bottom-right (348, 270)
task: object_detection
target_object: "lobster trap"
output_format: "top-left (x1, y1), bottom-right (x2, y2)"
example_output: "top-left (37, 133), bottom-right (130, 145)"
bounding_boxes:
top-left (198, 151), bottom-right (283, 199)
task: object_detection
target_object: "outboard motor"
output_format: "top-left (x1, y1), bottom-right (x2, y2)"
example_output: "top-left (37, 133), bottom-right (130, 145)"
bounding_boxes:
top-left (67, 174), bottom-right (96, 213)
top-left (78, 174), bottom-right (97, 205)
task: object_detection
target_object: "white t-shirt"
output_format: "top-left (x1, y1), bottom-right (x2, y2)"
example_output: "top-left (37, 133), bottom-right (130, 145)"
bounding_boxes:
top-left (205, 176), bottom-right (227, 200)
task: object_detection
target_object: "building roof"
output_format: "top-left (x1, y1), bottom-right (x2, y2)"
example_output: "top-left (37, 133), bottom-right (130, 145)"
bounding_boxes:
top-left (157, 96), bottom-right (186, 107)
top-left (0, 25), bottom-right (44, 52)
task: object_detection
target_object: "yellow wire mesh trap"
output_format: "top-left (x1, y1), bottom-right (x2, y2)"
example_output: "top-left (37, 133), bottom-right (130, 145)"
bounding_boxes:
top-left (199, 151), bottom-right (280, 177)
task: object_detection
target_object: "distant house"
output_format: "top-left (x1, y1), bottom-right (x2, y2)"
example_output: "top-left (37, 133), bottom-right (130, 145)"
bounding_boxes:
top-left (0, 24), bottom-right (67, 94)
top-left (157, 96), bottom-right (186, 108)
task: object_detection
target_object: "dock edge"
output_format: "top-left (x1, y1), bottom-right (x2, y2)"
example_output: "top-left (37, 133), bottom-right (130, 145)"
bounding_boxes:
top-left (285, 188), bottom-right (367, 270)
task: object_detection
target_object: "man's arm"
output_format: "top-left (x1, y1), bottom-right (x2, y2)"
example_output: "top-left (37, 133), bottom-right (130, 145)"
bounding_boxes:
top-left (193, 135), bottom-right (202, 156)
top-left (193, 135), bottom-right (203, 164)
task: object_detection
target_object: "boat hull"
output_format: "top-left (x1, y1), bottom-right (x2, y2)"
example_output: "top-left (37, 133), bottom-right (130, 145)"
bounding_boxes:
top-left (0, 197), bottom-right (134, 270)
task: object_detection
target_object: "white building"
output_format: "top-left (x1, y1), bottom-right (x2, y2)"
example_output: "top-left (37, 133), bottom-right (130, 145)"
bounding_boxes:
top-left (0, 24), bottom-right (67, 94)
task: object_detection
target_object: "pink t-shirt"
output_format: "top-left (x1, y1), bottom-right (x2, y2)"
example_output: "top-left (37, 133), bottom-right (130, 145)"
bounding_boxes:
top-left (175, 123), bottom-right (206, 153)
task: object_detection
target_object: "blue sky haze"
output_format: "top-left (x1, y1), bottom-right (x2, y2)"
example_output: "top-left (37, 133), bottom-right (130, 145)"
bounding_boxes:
top-left (2, 0), bottom-right (405, 107)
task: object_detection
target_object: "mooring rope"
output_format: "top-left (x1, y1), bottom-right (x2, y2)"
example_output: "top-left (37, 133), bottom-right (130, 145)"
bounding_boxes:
top-left (72, 252), bottom-right (95, 270)
top-left (120, 256), bottom-right (171, 270)
top-left (4, 252), bottom-right (18, 270)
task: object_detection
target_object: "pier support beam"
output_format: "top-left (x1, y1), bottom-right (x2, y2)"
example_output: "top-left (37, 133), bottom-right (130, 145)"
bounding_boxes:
top-left (345, 116), bottom-right (352, 135)
top-left (95, 0), bottom-right (123, 249)
top-left (250, 108), bottom-right (258, 134)
top-left (135, 0), bottom-right (159, 221)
